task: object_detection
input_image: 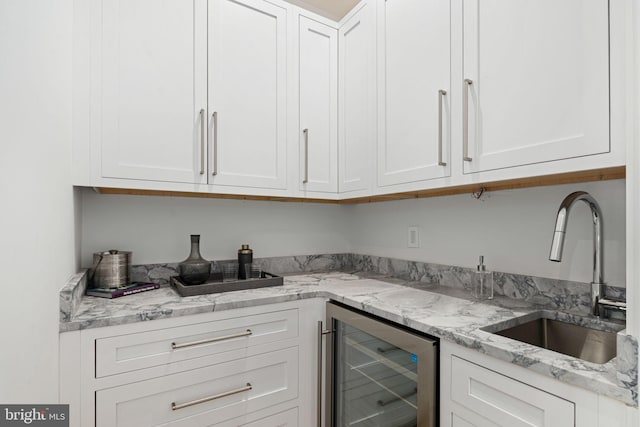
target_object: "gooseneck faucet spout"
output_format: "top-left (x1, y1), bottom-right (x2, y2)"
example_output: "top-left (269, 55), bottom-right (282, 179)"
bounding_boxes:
top-left (549, 191), bottom-right (604, 316)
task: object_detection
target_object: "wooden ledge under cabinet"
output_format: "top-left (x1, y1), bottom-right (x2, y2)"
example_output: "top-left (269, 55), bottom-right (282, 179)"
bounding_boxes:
top-left (95, 166), bottom-right (625, 205)
top-left (94, 187), bottom-right (341, 204)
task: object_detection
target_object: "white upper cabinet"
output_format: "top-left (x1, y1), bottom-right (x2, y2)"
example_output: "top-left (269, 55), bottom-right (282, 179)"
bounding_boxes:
top-left (462, 0), bottom-right (610, 174)
top-left (75, 0), bottom-right (623, 199)
top-left (338, 2), bottom-right (375, 194)
top-left (99, 0), bottom-right (208, 184)
top-left (376, 0), bottom-right (451, 187)
top-left (208, 0), bottom-right (288, 190)
top-left (299, 16), bottom-right (338, 193)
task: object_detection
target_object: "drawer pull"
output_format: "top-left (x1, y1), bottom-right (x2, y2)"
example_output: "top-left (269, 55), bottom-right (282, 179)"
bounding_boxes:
top-left (463, 79), bottom-right (473, 162)
top-left (199, 108), bottom-right (205, 175)
top-left (438, 89), bottom-right (447, 166)
top-left (171, 383), bottom-right (252, 411)
top-left (211, 111), bottom-right (218, 176)
top-left (302, 128), bottom-right (309, 184)
top-left (171, 329), bottom-right (252, 350)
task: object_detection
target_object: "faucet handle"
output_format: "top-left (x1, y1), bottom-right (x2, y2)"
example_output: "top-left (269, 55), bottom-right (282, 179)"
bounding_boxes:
top-left (598, 297), bottom-right (627, 313)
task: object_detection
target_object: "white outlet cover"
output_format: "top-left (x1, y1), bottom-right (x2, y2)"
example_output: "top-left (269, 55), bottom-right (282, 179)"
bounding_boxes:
top-left (408, 226), bottom-right (420, 248)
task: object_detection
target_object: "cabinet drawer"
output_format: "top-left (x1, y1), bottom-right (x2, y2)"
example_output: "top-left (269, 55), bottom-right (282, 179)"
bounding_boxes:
top-left (96, 309), bottom-right (298, 378)
top-left (96, 347), bottom-right (298, 427)
top-left (450, 356), bottom-right (574, 427)
top-left (215, 407), bottom-right (297, 427)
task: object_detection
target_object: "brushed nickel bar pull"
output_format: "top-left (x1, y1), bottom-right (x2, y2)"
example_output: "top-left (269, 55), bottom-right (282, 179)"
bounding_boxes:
top-left (171, 329), bottom-right (252, 350)
top-left (317, 321), bottom-right (332, 427)
top-left (303, 128), bottom-right (309, 184)
top-left (438, 90), bottom-right (447, 166)
top-left (199, 109), bottom-right (205, 175)
top-left (212, 111), bottom-right (218, 176)
top-left (171, 383), bottom-right (252, 411)
top-left (463, 79), bottom-right (473, 162)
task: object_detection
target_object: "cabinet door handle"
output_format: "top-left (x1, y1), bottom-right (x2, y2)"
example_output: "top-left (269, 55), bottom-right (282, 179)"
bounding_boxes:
top-left (438, 90), bottom-right (447, 166)
top-left (303, 128), bottom-right (309, 184)
top-left (171, 329), bottom-right (252, 350)
top-left (211, 111), bottom-right (218, 176)
top-left (171, 383), bottom-right (252, 411)
top-left (463, 79), bottom-right (473, 162)
top-left (317, 321), bottom-right (332, 427)
top-left (199, 109), bottom-right (205, 175)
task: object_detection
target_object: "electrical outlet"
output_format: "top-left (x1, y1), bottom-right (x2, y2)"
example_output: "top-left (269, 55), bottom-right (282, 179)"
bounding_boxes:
top-left (407, 226), bottom-right (420, 248)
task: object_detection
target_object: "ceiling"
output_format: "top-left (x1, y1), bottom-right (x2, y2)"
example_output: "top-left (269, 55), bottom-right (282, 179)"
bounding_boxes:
top-left (284, 0), bottom-right (361, 21)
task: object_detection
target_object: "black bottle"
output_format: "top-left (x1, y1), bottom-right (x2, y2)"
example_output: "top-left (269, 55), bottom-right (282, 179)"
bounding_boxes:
top-left (237, 244), bottom-right (253, 279)
top-left (178, 235), bottom-right (211, 285)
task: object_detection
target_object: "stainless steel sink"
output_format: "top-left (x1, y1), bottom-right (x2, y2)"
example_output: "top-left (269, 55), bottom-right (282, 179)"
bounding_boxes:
top-left (488, 315), bottom-right (618, 364)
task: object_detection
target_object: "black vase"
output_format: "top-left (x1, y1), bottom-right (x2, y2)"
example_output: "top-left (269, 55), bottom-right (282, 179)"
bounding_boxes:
top-left (178, 235), bottom-right (211, 285)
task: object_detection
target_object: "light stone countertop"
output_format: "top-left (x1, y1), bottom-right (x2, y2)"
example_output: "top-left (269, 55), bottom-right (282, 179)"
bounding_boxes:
top-left (60, 271), bottom-right (637, 406)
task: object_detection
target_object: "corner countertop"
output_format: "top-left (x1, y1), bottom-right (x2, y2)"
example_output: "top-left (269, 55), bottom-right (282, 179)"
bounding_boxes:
top-left (60, 271), bottom-right (637, 406)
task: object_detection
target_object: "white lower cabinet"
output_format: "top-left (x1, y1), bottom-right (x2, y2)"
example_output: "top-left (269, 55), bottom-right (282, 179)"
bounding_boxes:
top-left (449, 355), bottom-right (573, 426)
top-left (214, 408), bottom-right (298, 427)
top-left (61, 300), bottom-right (637, 426)
top-left (96, 348), bottom-right (298, 427)
top-left (95, 308), bottom-right (298, 378)
top-left (440, 341), bottom-right (624, 427)
top-left (60, 300), bottom-right (325, 427)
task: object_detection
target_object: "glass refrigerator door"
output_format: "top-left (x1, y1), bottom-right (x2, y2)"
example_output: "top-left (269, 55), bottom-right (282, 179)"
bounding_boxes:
top-left (334, 320), bottom-right (419, 427)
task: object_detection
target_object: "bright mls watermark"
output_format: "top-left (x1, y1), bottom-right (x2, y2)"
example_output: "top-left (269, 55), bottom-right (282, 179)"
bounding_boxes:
top-left (0, 405), bottom-right (68, 426)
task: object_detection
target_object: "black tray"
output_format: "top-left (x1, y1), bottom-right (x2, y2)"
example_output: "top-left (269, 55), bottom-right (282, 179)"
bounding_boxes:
top-left (171, 272), bottom-right (283, 297)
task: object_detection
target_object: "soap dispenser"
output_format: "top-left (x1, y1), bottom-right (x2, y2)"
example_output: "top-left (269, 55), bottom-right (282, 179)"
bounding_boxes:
top-left (473, 256), bottom-right (493, 300)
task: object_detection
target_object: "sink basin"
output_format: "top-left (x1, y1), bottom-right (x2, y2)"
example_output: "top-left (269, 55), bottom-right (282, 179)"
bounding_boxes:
top-left (488, 315), bottom-right (619, 364)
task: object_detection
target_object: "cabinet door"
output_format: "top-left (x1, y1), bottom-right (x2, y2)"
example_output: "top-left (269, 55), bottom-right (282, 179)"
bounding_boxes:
top-left (99, 0), bottom-right (208, 183)
top-left (462, 0), bottom-right (609, 174)
top-left (299, 16), bottom-right (338, 193)
top-left (209, 0), bottom-right (287, 190)
top-left (377, 0), bottom-right (451, 187)
top-left (450, 356), bottom-right (574, 426)
top-left (338, 3), bottom-right (374, 193)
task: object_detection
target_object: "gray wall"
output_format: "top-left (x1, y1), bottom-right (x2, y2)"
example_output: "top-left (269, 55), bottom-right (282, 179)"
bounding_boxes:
top-left (80, 189), bottom-right (351, 266)
top-left (345, 180), bottom-right (626, 287)
top-left (80, 179), bottom-right (626, 288)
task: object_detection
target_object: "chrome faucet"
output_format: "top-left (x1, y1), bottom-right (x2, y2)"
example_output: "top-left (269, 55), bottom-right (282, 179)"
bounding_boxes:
top-left (549, 191), bottom-right (626, 317)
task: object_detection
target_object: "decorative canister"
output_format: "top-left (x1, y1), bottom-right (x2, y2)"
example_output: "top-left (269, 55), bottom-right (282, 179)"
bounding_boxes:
top-left (237, 244), bottom-right (253, 280)
top-left (90, 250), bottom-right (132, 289)
top-left (178, 235), bottom-right (212, 285)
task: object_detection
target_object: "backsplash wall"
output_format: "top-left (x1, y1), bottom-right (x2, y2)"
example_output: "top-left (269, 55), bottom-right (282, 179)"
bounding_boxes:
top-left (79, 188), bottom-right (351, 266)
top-left (80, 179), bottom-right (626, 287)
top-left (345, 179), bottom-right (626, 288)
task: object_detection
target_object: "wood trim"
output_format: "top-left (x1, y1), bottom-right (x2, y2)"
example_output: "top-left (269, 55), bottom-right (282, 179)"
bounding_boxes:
top-left (95, 188), bottom-right (341, 204)
top-left (342, 166), bottom-right (626, 204)
top-left (95, 166), bottom-right (625, 204)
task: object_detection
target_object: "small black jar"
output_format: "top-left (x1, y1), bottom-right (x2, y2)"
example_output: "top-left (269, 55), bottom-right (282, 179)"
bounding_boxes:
top-left (237, 244), bottom-right (253, 280)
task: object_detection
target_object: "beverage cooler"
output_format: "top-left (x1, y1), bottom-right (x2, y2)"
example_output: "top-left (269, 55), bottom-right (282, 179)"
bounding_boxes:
top-left (321, 302), bottom-right (438, 427)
